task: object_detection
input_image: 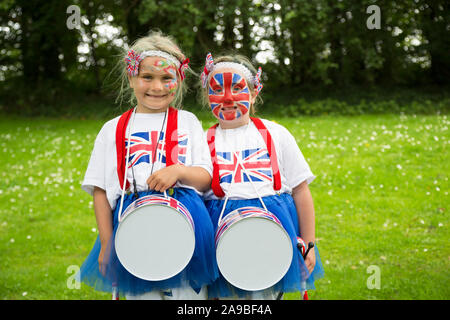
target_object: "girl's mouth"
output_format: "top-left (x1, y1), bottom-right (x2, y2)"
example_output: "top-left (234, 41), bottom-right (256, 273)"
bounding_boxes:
top-left (146, 93), bottom-right (168, 99)
top-left (221, 106), bottom-right (237, 112)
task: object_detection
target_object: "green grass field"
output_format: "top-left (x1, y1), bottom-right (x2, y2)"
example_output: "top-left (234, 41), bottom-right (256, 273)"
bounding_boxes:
top-left (0, 112), bottom-right (448, 300)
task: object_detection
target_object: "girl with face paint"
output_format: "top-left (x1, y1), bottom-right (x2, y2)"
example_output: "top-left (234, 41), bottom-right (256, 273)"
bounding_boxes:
top-left (200, 54), bottom-right (324, 300)
top-left (78, 32), bottom-right (219, 300)
top-left (208, 67), bottom-right (255, 124)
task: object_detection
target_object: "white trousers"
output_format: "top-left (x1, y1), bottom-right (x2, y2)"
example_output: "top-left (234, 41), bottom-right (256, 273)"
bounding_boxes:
top-left (125, 285), bottom-right (207, 300)
top-left (220, 289), bottom-right (282, 300)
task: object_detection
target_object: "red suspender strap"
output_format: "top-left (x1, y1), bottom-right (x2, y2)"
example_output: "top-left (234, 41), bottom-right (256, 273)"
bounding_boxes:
top-left (116, 108), bottom-right (134, 191)
top-left (165, 107), bottom-right (178, 167)
top-left (207, 124), bottom-right (225, 197)
top-left (115, 107), bottom-right (179, 192)
top-left (207, 118), bottom-right (281, 197)
top-left (251, 117), bottom-right (281, 191)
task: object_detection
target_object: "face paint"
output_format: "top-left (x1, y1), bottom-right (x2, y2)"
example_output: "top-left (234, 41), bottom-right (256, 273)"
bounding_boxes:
top-left (208, 72), bottom-right (250, 121)
top-left (142, 58), bottom-right (179, 96)
top-left (164, 68), bottom-right (178, 96)
top-left (152, 58), bottom-right (171, 71)
top-left (156, 59), bottom-right (178, 96)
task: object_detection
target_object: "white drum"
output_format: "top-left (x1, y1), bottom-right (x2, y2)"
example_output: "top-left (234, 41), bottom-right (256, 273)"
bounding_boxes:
top-left (115, 194), bottom-right (195, 281)
top-left (215, 206), bottom-right (293, 291)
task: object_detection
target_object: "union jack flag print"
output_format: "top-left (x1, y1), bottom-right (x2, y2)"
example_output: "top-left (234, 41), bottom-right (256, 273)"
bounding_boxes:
top-left (122, 195), bottom-right (194, 229)
top-left (157, 132), bottom-right (188, 165)
top-left (217, 148), bottom-right (272, 184)
top-left (215, 206), bottom-right (282, 246)
top-left (126, 131), bottom-right (188, 168)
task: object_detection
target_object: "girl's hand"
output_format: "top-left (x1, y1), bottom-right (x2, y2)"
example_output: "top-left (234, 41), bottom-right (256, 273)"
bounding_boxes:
top-left (146, 164), bottom-right (182, 192)
top-left (304, 250), bottom-right (316, 275)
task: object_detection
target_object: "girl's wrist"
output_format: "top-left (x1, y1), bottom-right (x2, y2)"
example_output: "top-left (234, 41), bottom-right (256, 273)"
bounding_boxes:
top-left (174, 163), bottom-right (186, 182)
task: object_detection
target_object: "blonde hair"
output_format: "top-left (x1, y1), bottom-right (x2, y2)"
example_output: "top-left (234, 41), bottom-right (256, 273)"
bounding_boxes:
top-left (198, 54), bottom-right (263, 115)
top-left (114, 30), bottom-right (191, 109)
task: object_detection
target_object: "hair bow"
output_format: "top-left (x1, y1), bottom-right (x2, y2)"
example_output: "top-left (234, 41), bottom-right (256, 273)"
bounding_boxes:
top-left (179, 58), bottom-right (190, 81)
top-left (125, 49), bottom-right (142, 76)
top-left (254, 67), bottom-right (263, 95)
top-left (201, 53), bottom-right (215, 88)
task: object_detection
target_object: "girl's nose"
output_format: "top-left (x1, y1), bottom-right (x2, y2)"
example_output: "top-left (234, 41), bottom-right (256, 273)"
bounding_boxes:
top-left (223, 88), bottom-right (234, 105)
top-left (150, 79), bottom-right (164, 91)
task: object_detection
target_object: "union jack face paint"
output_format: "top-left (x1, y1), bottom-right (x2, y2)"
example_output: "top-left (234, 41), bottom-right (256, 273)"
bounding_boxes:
top-left (208, 71), bottom-right (251, 121)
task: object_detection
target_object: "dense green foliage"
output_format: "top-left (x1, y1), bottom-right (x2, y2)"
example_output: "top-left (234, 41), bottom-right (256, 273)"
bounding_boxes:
top-left (0, 0), bottom-right (449, 116)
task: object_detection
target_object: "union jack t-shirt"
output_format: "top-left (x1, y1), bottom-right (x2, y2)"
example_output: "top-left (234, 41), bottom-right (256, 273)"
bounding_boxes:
top-left (125, 131), bottom-right (188, 168)
top-left (82, 110), bottom-right (212, 210)
top-left (203, 119), bottom-right (315, 200)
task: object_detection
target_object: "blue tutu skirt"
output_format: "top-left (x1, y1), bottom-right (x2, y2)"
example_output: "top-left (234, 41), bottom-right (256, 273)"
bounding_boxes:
top-left (205, 193), bottom-right (324, 299)
top-left (79, 188), bottom-right (219, 296)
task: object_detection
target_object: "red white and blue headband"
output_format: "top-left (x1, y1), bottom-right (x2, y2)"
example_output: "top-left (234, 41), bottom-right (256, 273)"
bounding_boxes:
top-left (125, 49), bottom-right (190, 80)
top-left (201, 53), bottom-right (263, 95)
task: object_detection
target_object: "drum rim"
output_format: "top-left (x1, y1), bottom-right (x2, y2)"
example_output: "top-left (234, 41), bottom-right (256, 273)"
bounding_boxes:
top-left (215, 210), bottom-right (293, 291)
top-left (120, 194), bottom-right (193, 226)
top-left (115, 202), bottom-right (195, 281)
top-left (215, 206), bottom-right (283, 245)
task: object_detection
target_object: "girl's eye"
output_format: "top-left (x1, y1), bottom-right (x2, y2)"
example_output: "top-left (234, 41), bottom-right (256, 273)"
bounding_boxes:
top-left (143, 75), bottom-right (152, 80)
top-left (233, 86), bottom-right (243, 91)
top-left (213, 87), bottom-right (222, 93)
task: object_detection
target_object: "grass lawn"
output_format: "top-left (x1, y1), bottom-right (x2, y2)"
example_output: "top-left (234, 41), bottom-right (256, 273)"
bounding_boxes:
top-left (0, 112), bottom-right (448, 300)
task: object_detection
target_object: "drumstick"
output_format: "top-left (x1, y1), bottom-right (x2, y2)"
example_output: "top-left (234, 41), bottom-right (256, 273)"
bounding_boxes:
top-left (299, 242), bottom-right (314, 301)
top-left (303, 242), bottom-right (315, 260)
top-left (276, 241), bottom-right (314, 300)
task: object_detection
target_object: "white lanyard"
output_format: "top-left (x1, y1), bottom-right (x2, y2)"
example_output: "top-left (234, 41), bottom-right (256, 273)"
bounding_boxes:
top-left (217, 122), bottom-right (268, 226)
top-left (117, 108), bottom-right (169, 222)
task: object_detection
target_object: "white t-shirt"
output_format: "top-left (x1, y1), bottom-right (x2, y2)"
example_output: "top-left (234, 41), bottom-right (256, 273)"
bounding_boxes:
top-left (203, 119), bottom-right (315, 200)
top-left (82, 109), bottom-right (212, 210)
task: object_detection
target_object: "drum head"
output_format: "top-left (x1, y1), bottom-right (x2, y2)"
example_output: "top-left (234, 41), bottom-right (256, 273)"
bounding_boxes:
top-left (115, 203), bottom-right (195, 281)
top-left (216, 216), bottom-right (293, 291)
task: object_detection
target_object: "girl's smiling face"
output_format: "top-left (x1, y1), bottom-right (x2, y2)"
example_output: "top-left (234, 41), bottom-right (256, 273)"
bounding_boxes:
top-left (208, 67), bottom-right (256, 121)
top-left (129, 56), bottom-right (179, 113)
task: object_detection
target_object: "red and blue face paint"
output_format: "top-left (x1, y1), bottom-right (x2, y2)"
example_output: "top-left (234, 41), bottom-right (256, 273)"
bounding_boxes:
top-left (208, 72), bottom-right (250, 121)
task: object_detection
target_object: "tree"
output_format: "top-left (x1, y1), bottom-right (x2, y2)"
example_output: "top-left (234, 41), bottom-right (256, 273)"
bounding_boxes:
top-left (418, 0), bottom-right (450, 84)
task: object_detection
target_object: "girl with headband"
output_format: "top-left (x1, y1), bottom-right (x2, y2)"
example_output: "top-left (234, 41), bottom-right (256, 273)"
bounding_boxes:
top-left (79, 31), bottom-right (218, 300)
top-left (200, 53), bottom-right (324, 299)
